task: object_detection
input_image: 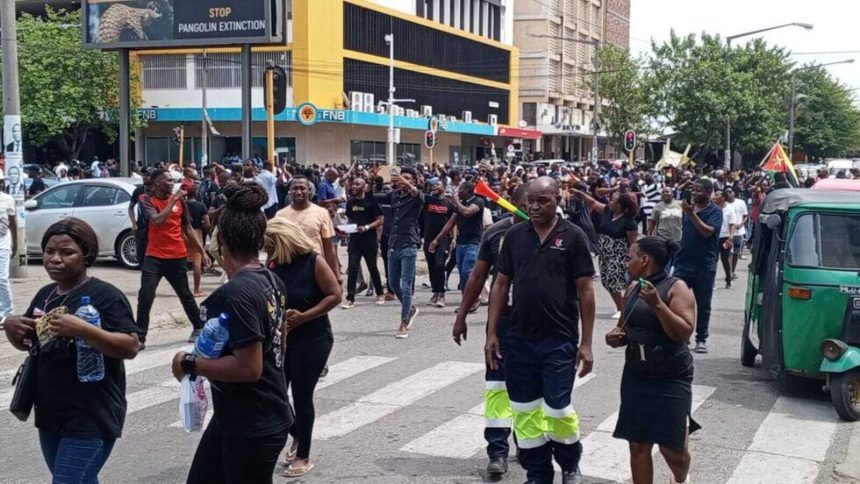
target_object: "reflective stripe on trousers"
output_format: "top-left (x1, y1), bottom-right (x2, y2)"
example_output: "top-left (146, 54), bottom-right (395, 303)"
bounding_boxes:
top-left (485, 380), bottom-right (513, 429)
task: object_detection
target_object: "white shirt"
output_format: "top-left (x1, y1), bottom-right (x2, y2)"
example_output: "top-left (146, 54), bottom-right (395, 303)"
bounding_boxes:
top-left (0, 193), bottom-right (16, 252)
top-left (720, 203), bottom-right (741, 239)
top-left (90, 161), bottom-right (101, 177)
top-left (729, 199), bottom-right (748, 236)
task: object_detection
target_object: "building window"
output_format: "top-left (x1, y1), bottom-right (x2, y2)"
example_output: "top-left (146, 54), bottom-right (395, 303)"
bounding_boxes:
top-left (193, 52), bottom-right (291, 89)
top-left (141, 55), bottom-right (187, 90)
top-left (350, 140), bottom-right (421, 165)
top-left (522, 102), bottom-right (537, 126)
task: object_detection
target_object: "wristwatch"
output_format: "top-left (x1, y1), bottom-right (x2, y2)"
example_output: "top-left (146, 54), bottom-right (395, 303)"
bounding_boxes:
top-left (180, 353), bottom-right (197, 375)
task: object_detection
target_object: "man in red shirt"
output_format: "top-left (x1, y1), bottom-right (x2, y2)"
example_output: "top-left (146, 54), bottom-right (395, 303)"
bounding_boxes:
top-left (137, 169), bottom-right (210, 349)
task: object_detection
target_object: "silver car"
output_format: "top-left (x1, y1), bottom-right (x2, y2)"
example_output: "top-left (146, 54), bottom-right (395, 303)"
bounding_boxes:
top-left (24, 178), bottom-right (140, 269)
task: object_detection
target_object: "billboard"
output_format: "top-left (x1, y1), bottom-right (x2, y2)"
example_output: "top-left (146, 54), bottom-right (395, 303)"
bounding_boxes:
top-left (83, 0), bottom-right (283, 49)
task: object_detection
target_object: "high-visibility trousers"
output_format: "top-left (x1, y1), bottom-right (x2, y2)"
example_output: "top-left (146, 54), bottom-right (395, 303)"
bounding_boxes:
top-left (484, 314), bottom-right (513, 459)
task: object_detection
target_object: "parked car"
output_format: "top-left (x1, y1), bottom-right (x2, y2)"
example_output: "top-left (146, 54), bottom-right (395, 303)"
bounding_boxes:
top-left (24, 178), bottom-right (140, 269)
top-left (22, 164), bottom-right (60, 192)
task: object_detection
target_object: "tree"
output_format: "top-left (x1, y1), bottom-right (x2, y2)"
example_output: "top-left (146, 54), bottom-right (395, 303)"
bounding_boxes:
top-left (0, 8), bottom-right (141, 161)
top-left (585, 44), bottom-right (654, 148)
top-left (648, 32), bottom-right (792, 166)
top-left (792, 66), bottom-right (860, 160)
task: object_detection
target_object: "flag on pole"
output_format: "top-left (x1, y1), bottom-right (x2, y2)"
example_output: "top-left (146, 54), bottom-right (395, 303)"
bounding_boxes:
top-left (760, 141), bottom-right (799, 186)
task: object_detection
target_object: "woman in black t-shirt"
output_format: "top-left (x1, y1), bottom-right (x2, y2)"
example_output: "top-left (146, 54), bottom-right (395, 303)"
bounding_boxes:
top-left (172, 183), bottom-right (291, 484)
top-left (264, 218), bottom-right (341, 478)
top-left (3, 218), bottom-right (140, 483)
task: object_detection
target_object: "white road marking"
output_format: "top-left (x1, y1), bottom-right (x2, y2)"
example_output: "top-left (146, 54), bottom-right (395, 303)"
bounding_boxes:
top-left (126, 379), bottom-right (181, 414)
top-left (400, 373), bottom-right (597, 458)
top-left (314, 361), bottom-right (484, 440)
top-left (167, 355), bottom-right (398, 429)
top-left (579, 384), bottom-right (715, 483)
top-left (726, 397), bottom-right (838, 484)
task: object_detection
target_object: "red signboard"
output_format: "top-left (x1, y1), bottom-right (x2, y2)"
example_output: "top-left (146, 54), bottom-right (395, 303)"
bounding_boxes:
top-left (498, 127), bottom-right (542, 140)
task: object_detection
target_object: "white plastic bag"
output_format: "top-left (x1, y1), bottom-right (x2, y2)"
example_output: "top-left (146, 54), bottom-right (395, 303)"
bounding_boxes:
top-left (179, 375), bottom-right (208, 432)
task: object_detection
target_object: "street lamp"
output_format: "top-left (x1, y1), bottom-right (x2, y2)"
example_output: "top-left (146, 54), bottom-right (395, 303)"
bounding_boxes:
top-left (384, 34), bottom-right (415, 165)
top-left (724, 22), bottom-right (814, 170)
top-left (788, 58), bottom-right (855, 158)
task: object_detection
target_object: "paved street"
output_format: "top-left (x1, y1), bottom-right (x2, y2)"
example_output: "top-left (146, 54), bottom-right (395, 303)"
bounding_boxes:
top-left (1, 256), bottom-right (858, 484)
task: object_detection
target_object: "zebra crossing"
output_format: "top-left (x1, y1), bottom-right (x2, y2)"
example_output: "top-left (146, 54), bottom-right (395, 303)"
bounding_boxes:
top-left (1, 343), bottom-right (849, 484)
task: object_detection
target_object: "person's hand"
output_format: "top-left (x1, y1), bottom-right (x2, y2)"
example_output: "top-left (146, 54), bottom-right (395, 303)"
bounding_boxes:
top-left (484, 333), bottom-right (502, 370)
top-left (49, 314), bottom-right (91, 339)
top-left (391, 174), bottom-right (402, 188)
top-left (11, 244), bottom-right (17, 257)
top-left (681, 200), bottom-right (693, 214)
top-left (3, 316), bottom-right (36, 346)
top-left (605, 327), bottom-right (627, 348)
top-left (428, 239), bottom-right (439, 253)
top-left (174, 189), bottom-right (187, 201)
top-left (286, 309), bottom-right (306, 330)
top-left (639, 279), bottom-right (661, 307)
top-left (171, 351), bottom-right (187, 381)
top-left (130, 223), bottom-right (137, 234)
top-left (452, 316), bottom-right (467, 346)
top-left (576, 343), bottom-right (594, 377)
top-left (355, 225), bottom-right (366, 234)
top-left (723, 238), bottom-right (734, 251)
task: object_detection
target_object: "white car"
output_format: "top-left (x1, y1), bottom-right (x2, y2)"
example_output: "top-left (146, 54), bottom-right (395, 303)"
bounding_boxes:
top-left (24, 178), bottom-right (141, 269)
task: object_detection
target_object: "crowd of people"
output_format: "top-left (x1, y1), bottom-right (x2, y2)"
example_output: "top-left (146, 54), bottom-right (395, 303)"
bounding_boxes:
top-left (4, 150), bottom-right (824, 483)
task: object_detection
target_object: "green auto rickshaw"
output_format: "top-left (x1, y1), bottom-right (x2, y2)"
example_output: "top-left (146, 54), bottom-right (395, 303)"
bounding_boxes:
top-left (743, 188), bottom-right (860, 421)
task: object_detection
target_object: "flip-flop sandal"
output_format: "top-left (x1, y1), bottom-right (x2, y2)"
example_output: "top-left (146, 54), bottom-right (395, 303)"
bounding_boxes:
top-left (282, 463), bottom-right (315, 478)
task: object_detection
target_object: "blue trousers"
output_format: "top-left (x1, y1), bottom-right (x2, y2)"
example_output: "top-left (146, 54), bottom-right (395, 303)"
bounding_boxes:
top-left (388, 245), bottom-right (417, 321)
top-left (675, 268), bottom-right (716, 343)
top-left (39, 429), bottom-right (116, 484)
top-left (456, 244), bottom-right (479, 292)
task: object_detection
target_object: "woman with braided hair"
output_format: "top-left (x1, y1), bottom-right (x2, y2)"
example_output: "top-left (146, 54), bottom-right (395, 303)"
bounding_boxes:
top-left (172, 182), bottom-right (291, 484)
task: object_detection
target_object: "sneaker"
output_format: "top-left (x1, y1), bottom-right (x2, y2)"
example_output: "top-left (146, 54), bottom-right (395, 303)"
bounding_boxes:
top-left (395, 323), bottom-right (409, 339)
top-left (428, 293), bottom-right (439, 306)
top-left (356, 282), bottom-right (368, 294)
top-left (137, 341), bottom-right (146, 352)
top-left (732, 273), bottom-right (739, 280)
top-left (486, 456), bottom-right (508, 477)
top-left (341, 300), bottom-right (355, 309)
top-left (364, 288), bottom-right (374, 297)
top-left (375, 295), bottom-right (386, 305)
top-left (405, 306), bottom-right (419, 330)
top-left (421, 281), bottom-right (431, 288)
top-left (725, 281), bottom-right (732, 289)
top-left (435, 295), bottom-right (446, 308)
top-left (319, 365), bottom-right (329, 378)
top-left (611, 310), bottom-right (622, 319)
top-left (384, 292), bottom-right (396, 302)
top-left (695, 342), bottom-right (708, 354)
top-left (187, 329), bottom-right (201, 343)
top-left (562, 469), bottom-right (583, 484)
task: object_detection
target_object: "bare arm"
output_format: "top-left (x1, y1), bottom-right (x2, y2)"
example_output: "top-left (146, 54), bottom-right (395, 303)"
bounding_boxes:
top-left (576, 275), bottom-right (595, 346)
top-left (450, 197), bottom-right (480, 218)
top-left (453, 260), bottom-right (491, 345)
top-left (143, 194), bottom-right (181, 226)
top-left (432, 214), bottom-right (459, 248)
top-left (75, 322), bottom-right (139, 360)
top-left (484, 273), bottom-right (511, 370)
top-left (321, 237), bottom-right (340, 278)
top-left (647, 218), bottom-right (657, 237)
top-left (574, 189), bottom-right (607, 214)
top-left (651, 281), bottom-right (696, 342)
top-left (626, 229), bottom-right (638, 246)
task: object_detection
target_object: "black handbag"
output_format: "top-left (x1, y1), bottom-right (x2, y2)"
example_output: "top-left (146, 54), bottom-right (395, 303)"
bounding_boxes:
top-left (9, 345), bottom-right (38, 422)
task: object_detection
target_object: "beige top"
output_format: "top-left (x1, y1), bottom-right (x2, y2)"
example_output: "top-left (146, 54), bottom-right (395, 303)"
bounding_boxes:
top-left (275, 203), bottom-right (334, 256)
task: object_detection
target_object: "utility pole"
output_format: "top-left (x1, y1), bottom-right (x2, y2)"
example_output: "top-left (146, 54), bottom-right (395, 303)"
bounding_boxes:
top-left (200, 51), bottom-right (208, 166)
top-left (240, 44), bottom-right (252, 160)
top-left (788, 74), bottom-right (798, 160)
top-left (1, 0), bottom-right (27, 277)
top-left (592, 40), bottom-right (600, 163)
top-left (119, 49), bottom-right (130, 176)
top-left (385, 33), bottom-right (396, 166)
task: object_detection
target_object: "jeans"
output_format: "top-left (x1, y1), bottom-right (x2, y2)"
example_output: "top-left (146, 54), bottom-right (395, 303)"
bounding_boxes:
top-left (347, 239), bottom-right (383, 301)
top-left (675, 268), bottom-right (716, 343)
top-left (456, 244), bottom-right (479, 292)
top-left (187, 422), bottom-right (288, 484)
top-left (39, 429), bottom-right (115, 484)
top-left (136, 256), bottom-right (201, 341)
top-left (388, 245), bottom-right (417, 322)
top-left (423, 242), bottom-right (449, 294)
top-left (0, 249), bottom-right (13, 317)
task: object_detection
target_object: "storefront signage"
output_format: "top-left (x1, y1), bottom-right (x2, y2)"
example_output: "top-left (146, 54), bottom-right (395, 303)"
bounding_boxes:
top-left (137, 109), bottom-right (158, 121)
top-left (83, 0), bottom-right (283, 49)
top-left (296, 103), bottom-right (347, 126)
top-left (498, 126), bottom-right (542, 140)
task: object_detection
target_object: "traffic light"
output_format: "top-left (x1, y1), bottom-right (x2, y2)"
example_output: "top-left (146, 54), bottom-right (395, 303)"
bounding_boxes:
top-left (624, 130), bottom-right (636, 152)
top-left (264, 65), bottom-right (288, 115)
top-left (424, 130), bottom-right (436, 149)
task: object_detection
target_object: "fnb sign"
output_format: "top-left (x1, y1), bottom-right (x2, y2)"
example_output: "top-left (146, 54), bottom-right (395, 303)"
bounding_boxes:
top-left (318, 110), bottom-right (346, 122)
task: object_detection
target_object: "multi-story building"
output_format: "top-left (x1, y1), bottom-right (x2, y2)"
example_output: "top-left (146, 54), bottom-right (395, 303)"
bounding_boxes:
top-left (515, 0), bottom-right (630, 161)
top-left (133, 0), bottom-right (536, 166)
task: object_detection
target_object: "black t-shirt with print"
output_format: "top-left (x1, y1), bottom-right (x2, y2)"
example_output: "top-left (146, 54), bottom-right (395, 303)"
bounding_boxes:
top-left (345, 196), bottom-right (381, 244)
top-left (456, 196), bottom-right (486, 246)
top-left (423, 195), bottom-right (454, 246)
top-left (25, 278), bottom-right (140, 439)
top-left (198, 267), bottom-right (292, 438)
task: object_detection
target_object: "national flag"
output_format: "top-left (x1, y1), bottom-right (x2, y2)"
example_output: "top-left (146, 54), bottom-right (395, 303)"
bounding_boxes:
top-left (760, 142), bottom-right (799, 186)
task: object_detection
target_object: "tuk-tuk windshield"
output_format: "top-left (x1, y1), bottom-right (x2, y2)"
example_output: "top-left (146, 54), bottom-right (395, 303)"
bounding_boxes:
top-left (787, 213), bottom-right (860, 270)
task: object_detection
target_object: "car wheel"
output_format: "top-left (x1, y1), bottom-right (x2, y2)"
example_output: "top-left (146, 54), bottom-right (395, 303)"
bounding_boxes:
top-left (116, 231), bottom-right (139, 270)
top-left (741, 316), bottom-right (758, 368)
top-left (831, 369), bottom-right (860, 422)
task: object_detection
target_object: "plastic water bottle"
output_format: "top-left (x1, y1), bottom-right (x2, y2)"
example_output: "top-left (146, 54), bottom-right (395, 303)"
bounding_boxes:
top-left (194, 313), bottom-right (230, 359)
top-left (75, 296), bottom-right (105, 383)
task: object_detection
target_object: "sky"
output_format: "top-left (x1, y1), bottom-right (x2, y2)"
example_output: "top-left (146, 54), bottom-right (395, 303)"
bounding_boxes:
top-left (630, 0), bottom-right (860, 92)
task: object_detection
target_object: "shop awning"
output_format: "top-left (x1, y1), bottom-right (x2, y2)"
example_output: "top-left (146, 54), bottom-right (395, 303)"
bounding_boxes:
top-left (497, 126), bottom-right (542, 140)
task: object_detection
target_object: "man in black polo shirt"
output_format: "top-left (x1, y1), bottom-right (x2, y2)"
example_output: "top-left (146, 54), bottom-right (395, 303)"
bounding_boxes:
top-left (342, 176), bottom-right (385, 308)
top-left (487, 177), bottom-right (596, 484)
top-left (376, 167), bottom-right (424, 339)
top-left (431, 181), bottom-right (485, 304)
top-left (453, 183), bottom-right (529, 478)
top-left (423, 178), bottom-right (455, 307)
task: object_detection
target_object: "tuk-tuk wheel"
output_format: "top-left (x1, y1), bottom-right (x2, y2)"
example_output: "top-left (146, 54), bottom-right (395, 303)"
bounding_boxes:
top-left (741, 318), bottom-right (757, 368)
top-left (830, 369), bottom-right (860, 422)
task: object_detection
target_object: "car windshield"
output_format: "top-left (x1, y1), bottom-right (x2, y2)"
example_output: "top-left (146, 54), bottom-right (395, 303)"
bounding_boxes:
top-left (787, 212), bottom-right (860, 270)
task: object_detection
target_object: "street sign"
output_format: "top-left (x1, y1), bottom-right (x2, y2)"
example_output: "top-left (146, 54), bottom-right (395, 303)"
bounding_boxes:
top-left (424, 130), bottom-right (436, 149)
top-left (624, 130), bottom-right (636, 152)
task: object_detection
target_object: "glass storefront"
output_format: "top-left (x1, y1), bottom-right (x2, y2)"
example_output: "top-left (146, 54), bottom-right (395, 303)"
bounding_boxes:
top-left (350, 140), bottom-right (421, 165)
